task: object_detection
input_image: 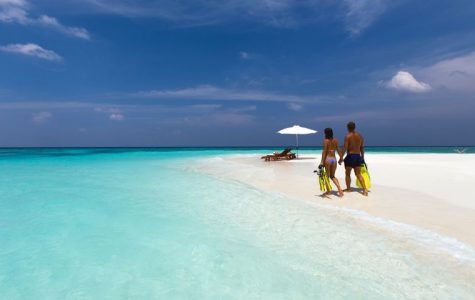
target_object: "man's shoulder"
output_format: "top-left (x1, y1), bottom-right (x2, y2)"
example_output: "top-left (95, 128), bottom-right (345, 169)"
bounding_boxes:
top-left (346, 132), bottom-right (363, 141)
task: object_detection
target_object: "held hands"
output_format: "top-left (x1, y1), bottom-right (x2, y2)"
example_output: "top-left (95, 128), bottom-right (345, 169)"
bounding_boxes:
top-left (338, 158), bottom-right (343, 165)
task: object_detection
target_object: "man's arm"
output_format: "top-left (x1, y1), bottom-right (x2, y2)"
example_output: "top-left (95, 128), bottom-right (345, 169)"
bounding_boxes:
top-left (339, 136), bottom-right (348, 165)
top-left (336, 139), bottom-right (343, 159)
top-left (360, 135), bottom-right (365, 162)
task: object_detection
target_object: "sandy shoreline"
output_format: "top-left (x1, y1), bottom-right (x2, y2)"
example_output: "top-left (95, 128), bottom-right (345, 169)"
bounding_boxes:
top-left (194, 153), bottom-right (475, 248)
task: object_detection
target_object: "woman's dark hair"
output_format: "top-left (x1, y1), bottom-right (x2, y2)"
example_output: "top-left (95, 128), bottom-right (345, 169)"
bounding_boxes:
top-left (324, 128), bottom-right (333, 139)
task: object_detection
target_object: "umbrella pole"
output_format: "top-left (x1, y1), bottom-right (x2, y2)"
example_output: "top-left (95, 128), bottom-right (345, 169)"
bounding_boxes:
top-left (296, 134), bottom-right (299, 158)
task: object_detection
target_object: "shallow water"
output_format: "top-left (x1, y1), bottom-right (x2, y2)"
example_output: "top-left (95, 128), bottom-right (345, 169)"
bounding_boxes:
top-left (0, 149), bottom-right (474, 299)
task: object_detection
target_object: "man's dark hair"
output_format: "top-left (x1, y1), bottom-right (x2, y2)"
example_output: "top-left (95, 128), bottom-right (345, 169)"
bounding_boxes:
top-left (324, 128), bottom-right (333, 139)
top-left (347, 121), bottom-right (356, 131)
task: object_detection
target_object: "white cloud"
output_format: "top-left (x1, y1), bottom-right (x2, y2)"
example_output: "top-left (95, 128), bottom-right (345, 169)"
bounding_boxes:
top-left (109, 113), bottom-right (124, 121)
top-left (85, 0), bottom-right (391, 34)
top-left (0, 0), bottom-right (26, 5)
top-left (36, 15), bottom-right (90, 40)
top-left (94, 106), bottom-right (120, 113)
top-left (0, 102), bottom-right (258, 128)
top-left (0, 100), bottom-right (258, 126)
top-left (287, 102), bottom-right (303, 111)
top-left (32, 111), bottom-right (52, 123)
top-left (380, 51), bottom-right (475, 94)
top-left (384, 71), bottom-right (431, 93)
top-left (0, 0), bottom-right (90, 39)
top-left (0, 0), bottom-right (26, 4)
top-left (94, 106), bottom-right (125, 121)
top-left (183, 112), bottom-right (254, 126)
top-left (0, 0), bottom-right (28, 23)
top-left (239, 51), bottom-right (251, 60)
top-left (315, 102), bottom-right (473, 123)
top-left (0, 43), bottom-right (62, 61)
top-left (209, 112), bottom-right (253, 125)
top-left (343, 0), bottom-right (392, 36)
top-left (0, 101), bottom-right (94, 110)
top-left (134, 85), bottom-right (317, 103)
top-left (85, 0), bottom-right (298, 25)
top-left (418, 51), bottom-right (475, 92)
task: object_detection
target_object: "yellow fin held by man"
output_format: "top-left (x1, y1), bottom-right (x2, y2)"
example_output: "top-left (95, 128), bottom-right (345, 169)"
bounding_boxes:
top-left (319, 171), bottom-right (332, 192)
top-left (356, 163), bottom-right (371, 189)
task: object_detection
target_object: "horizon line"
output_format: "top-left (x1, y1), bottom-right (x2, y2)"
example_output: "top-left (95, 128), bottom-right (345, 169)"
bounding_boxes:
top-left (0, 145), bottom-right (473, 149)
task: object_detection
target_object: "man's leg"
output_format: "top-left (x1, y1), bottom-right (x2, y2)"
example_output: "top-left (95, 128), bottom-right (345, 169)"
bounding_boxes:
top-left (354, 166), bottom-right (368, 196)
top-left (344, 167), bottom-right (352, 192)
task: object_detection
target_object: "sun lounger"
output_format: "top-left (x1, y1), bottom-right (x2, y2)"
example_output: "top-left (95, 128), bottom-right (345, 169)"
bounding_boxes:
top-left (261, 148), bottom-right (296, 161)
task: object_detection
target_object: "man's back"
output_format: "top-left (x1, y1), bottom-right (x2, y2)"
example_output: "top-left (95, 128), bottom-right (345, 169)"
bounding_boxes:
top-left (346, 131), bottom-right (363, 154)
top-left (341, 121), bottom-right (368, 195)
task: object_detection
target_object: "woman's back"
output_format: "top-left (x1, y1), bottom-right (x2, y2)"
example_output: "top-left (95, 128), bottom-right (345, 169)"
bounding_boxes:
top-left (325, 138), bottom-right (339, 157)
top-left (321, 127), bottom-right (345, 196)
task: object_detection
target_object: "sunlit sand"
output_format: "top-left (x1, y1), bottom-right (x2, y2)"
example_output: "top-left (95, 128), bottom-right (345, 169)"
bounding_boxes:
top-left (196, 153), bottom-right (475, 247)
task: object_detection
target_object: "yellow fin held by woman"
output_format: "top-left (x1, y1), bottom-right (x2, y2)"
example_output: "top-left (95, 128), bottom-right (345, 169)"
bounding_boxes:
top-left (318, 170), bottom-right (332, 192)
top-left (356, 163), bottom-right (371, 189)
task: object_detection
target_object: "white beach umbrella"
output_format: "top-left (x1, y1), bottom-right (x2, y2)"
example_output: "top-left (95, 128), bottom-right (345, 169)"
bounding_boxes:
top-left (277, 125), bottom-right (317, 157)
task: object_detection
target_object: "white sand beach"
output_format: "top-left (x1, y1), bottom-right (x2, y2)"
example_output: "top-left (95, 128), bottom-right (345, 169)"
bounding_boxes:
top-left (195, 153), bottom-right (475, 248)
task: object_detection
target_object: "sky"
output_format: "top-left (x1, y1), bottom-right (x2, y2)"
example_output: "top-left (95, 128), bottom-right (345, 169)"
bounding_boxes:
top-left (1, 0), bottom-right (474, 147)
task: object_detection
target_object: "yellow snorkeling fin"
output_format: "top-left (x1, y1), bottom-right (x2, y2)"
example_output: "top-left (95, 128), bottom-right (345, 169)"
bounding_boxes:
top-left (318, 169), bottom-right (333, 192)
top-left (356, 163), bottom-right (372, 189)
top-left (318, 174), bottom-right (325, 192)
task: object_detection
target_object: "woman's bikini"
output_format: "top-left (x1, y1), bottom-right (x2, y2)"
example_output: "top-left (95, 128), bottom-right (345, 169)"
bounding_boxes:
top-left (325, 141), bottom-right (337, 165)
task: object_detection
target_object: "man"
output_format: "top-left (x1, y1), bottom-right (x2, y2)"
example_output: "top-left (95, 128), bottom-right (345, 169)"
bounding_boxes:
top-left (338, 121), bottom-right (368, 196)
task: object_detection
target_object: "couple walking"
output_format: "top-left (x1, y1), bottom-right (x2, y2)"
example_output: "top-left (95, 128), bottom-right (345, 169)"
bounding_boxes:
top-left (319, 121), bottom-right (368, 197)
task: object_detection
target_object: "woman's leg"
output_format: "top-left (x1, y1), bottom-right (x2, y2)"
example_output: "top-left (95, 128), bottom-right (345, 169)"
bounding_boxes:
top-left (330, 163), bottom-right (344, 197)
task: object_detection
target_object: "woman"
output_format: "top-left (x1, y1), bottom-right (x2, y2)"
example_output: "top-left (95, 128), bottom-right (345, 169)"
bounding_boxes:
top-left (320, 128), bottom-right (344, 197)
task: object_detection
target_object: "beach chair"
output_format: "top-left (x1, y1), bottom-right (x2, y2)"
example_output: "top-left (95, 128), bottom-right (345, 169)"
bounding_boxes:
top-left (261, 148), bottom-right (296, 161)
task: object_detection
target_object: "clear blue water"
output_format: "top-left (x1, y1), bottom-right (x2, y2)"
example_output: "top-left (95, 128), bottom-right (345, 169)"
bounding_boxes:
top-left (1, 148), bottom-right (474, 299)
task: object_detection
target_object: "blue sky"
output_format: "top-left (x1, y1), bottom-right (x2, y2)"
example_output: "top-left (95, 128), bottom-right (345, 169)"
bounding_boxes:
top-left (1, 0), bottom-right (474, 146)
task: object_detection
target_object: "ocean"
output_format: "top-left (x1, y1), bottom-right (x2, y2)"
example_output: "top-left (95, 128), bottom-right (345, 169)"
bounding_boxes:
top-left (1, 148), bottom-right (474, 299)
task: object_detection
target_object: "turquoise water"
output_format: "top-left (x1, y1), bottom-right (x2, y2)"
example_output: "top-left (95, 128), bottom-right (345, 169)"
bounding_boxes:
top-left (1, 148), bottom-right (474, 299)
top-left (2, 146), bottom-right (473, 155)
